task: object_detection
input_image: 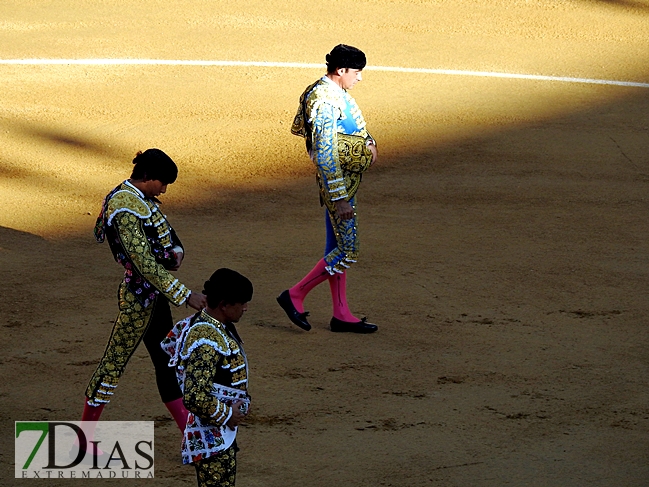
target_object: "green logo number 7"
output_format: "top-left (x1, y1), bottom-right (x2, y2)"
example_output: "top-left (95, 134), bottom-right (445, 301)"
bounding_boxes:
top-left (15, 422), bottom-right (49, 469)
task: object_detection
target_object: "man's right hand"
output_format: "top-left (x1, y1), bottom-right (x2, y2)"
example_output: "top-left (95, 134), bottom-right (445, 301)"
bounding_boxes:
top-left (334, 199), bottom-right (354, 220)
top-left (187, 292), bottom-right (207, 310)
top-left (367, 142), bottom-right (378, 165)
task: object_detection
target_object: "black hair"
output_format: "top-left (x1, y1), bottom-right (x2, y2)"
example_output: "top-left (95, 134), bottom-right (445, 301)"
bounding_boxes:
top-left (130, 148), bottom-right (178, 184)
top-left (203, 268), bottom-right (253, 308)
top-left (326, 44), bottom-right (366, 73)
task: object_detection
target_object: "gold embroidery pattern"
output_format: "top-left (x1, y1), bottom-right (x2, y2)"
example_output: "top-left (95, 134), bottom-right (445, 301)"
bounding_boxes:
top-left (181, 323), bottom-right (231, 358)
top-left (115, 211), bottom-right (189, 306)
top-left (184, 345), bottom-right (230, 421)
top-left (105, 190), bottom-right (152, 225)
top-left (292, 79), bottom-right (373, 213)
top-left (324, 196), bottom-right (360, 274)
top-left (337, 133), bottom-right (373, 174)
top-left (312, 102), bottom-right (348, 205)
top-left (169, 312), bottom-right (249, 465)
top-left (180, 317), bottom-right (245, 424)
top-left (147, 202), bottom-right (174, 249)
top-left (85, 282), bottom-right (153, 404)
top-left (194, 447), bottom-right (236, 487)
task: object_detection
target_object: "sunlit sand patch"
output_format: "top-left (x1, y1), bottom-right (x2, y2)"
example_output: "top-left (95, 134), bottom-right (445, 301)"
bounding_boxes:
top-left (1, 66), bottom-right (647, 237)
top-left (1, 0), bottom-right (647, 237)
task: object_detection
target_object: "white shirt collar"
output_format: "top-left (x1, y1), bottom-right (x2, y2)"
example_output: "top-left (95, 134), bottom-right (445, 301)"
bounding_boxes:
top-left (123, 179), bottom-right (145, 198)
top-left (321, 75), bottom-right (345, 93)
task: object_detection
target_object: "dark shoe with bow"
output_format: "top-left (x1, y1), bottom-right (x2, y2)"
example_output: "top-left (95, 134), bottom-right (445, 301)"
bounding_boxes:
top-left (329, 317), bottom-right (378, 334)
top-left (277, 290), bottom-right (311, 331)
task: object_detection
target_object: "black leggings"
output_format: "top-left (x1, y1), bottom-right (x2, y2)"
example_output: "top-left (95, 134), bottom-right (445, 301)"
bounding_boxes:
top-left (143, 298), bottom-right (183, 403)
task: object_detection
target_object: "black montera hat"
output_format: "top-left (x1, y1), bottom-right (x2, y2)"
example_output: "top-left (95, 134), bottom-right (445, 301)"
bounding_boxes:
top-left (326, 44), bottom-right (367, 71)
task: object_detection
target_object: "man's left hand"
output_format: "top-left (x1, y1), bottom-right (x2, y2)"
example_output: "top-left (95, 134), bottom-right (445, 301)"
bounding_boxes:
top-left (226, 400), bottom-right (248, 430)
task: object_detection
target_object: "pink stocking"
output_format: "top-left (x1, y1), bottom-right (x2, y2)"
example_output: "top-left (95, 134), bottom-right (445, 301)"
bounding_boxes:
top-left (328, 271), bottom-right (359, 322)
top-left (78, 398), bottom-right (105, 454)
top-left (164, 398), bottom-right (189, 433)
top-left (82, 399), bottom-right (105, 422)
top-left (289, 259), bottom-right (330, 313)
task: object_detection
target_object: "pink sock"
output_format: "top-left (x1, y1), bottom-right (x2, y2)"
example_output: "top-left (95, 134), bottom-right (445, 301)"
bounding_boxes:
top-left (289, 259), bottom-right (330, 313)
top-left (164, 397), bottom-right (189, 433)
top-left (329, 271), bottom-right (359, 322)
top-left (78, 398), bottom-right (105, 454)
top-left (82, 399), bottom-right (105, 422)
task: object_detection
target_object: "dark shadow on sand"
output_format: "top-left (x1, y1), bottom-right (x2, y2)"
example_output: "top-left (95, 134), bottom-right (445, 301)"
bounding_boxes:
top-left (584, 0), bottom-right (649, 12)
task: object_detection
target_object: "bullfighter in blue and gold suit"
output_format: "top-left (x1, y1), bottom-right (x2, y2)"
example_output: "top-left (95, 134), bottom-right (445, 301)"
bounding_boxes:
top-left (277, 44), bottom-right (379, 334)
top-left (81, 149), bottom-right (207, 434)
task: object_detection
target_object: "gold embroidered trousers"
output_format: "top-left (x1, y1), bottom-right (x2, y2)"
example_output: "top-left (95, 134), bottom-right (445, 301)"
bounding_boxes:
top-left (85, 281), bottom-right (182, 406)
top-left (194, 447), bottom-right (237, 487)
top-left (324, 196), bottom-right (359, 274)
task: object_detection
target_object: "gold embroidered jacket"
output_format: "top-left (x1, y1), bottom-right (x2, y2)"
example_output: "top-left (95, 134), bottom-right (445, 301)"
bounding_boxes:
top-left (94, 181), bottom-right (190, 307)
top-left (161, 311), bottom-right (250, 464)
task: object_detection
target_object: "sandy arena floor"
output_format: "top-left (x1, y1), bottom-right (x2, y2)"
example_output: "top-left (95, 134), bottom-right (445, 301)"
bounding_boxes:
top-left (1, 1), bottom-right (649, 485)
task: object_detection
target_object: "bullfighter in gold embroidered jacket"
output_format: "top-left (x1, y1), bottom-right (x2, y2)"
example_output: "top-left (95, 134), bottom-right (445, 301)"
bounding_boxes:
top-left (81, 149), bottom-right (207, 435)
top-left (162, 268), bottom-right (253, 487)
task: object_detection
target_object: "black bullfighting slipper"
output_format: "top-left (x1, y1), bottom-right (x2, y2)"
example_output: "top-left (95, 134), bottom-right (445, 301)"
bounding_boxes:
top-left (329, 317), bottom-right (378, 334)
top-left (276, 290), bottom-right (311, 331)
